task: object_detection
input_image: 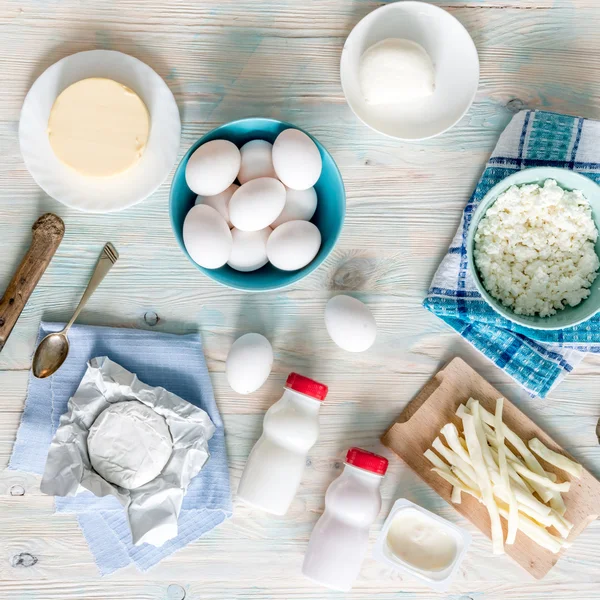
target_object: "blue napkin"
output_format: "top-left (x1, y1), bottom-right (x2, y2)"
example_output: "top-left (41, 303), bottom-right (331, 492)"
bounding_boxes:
top-left (9, 322), bottom-right (232, 575)
top-left (424, 110), bottom-right (600, 398)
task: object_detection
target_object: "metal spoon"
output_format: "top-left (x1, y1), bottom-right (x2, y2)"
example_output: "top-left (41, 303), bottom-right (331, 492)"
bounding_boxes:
top-left (32, 243), bottom-right (119, 378)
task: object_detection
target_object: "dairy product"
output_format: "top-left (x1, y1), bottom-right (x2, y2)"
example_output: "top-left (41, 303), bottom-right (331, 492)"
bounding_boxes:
top-left (302, 447), bottom-right (388, 591)
top-left (474, 179), bottom-right (600, 317)
top-left (87, 401), bottom-right (172, 490)
top-left (386, 508), bottom-right (457, 571)
top-left (47, 77), bottom-right (149, 177)
top-left (359, 39), bottom-right (435, 105)
top-left (237, 373), bottom-right (328, 515)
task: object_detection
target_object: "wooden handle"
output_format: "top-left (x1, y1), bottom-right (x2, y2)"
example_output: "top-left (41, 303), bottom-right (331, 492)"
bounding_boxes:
top-left (0, 213), bottom-right (65, 352)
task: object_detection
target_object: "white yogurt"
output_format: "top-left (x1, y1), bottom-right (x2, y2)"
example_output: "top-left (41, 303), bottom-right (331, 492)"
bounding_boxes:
top-left (373, 499), bottom-right (471, 591)
top-left (386, 508), bottom-right (457, 571)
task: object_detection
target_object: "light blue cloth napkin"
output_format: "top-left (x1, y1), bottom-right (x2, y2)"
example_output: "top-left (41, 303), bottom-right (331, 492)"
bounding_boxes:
top-left (9, 322), bottom-right (232, 575)
top-left (424, 110), bottom-right (600, 398)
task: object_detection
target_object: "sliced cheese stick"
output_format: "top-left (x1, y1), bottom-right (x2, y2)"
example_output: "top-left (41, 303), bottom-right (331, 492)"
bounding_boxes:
top-left (441, 423), bottom-right (472, 465)
top-left (497, 506), bottom-right (564, 554)
top-left (452, 466), bottom-right (480, 493)
top-left (478, 416), bottom-right (559, 484)
top-left (492, 482), bottom-right (551, 517)
top-left (424, 448), bottom-right (449, 471)
top-left (432, 437), bottom-right (478, 482)
top-left (495, 398), bottom-right (518, 545)
top-left (467, 398), bottom-right (554, 503)
top-left (431, 467), bottom-right (481, 502)
top-left (452, 485), bottom-right (462, 504)
top-left (529, 438), bottom-right (583, 479)
top-left (510, 461), bottom-right (570, 493)
top-left (463, 413), bottom-right (504, 555)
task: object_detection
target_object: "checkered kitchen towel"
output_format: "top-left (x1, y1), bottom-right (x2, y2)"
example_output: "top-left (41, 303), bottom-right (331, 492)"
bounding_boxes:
top-left (424, 110), bottom-right (600, 398)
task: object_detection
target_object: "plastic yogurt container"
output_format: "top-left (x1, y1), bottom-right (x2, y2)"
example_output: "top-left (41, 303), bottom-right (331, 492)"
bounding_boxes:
top-left (373, 498), bottom-right (471, 591)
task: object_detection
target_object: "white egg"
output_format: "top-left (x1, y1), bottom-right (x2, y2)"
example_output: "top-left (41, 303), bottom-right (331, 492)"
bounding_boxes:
top-left (272, 129), bottom-right (322, 191)
top-left (195, 183), bottom-right (238, 228)
top-left (226, 333), bottom-right (273, 395)
top-left (271, 186), bottom-right (318, 228)
top-left (228, 227), bottom-right (271, 272)
top-left (325, 295), bottom-right (376, 353)
top-left (185, 139), bottom-right (241, 196)
top-left (229, 177), bottom-right (286, 232)
top-left (266, 220), bottom-right (321, 271)
top-left (238, 140), bottom-right (277, 184)
top-left (183, 204), bottom-right (232, 269)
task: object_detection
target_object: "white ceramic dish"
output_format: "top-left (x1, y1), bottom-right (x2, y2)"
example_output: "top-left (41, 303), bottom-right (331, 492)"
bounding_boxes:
top-left (340, 1), bottom-right (479, 140)
top-left (373, 498), bottom-right (471, 592)
top-left (19, 50), bottom-right (181, 213)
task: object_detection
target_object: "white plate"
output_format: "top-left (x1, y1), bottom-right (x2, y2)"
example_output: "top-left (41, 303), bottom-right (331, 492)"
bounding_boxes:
top-left (19, 50), bottom-right (181, 213)
top-left (340, 1), bottom-right (479, 140)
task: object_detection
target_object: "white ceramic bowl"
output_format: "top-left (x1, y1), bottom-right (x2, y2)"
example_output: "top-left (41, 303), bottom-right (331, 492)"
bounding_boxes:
top-left (340, 1), bottom-right (479, 140)
top-left (19, 50), bottom-right (181, 213)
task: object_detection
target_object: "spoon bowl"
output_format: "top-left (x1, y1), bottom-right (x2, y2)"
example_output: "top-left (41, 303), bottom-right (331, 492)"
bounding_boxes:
top-left (31, 242), bottom-right (118, 379)
top-left (32, 332), bottom-right (70, 378)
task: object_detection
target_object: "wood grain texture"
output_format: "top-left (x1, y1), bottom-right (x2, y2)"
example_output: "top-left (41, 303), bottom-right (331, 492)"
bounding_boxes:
top-left (1, 0), bottom-right (600, 598)
top-left (0, 213), bottom-right (64, 351)
top-left (382, 357), bottom-right (600, 579)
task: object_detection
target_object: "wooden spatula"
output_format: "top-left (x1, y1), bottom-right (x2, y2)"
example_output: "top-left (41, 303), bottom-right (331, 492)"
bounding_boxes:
top-left (0, 213), bottom-right (65, 353)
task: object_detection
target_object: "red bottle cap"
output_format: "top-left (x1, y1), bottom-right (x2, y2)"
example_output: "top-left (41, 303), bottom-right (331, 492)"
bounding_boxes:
top-left (285, 373), bottom-right (328, 401)
top-left (345, 447), bottom-right (388, 475)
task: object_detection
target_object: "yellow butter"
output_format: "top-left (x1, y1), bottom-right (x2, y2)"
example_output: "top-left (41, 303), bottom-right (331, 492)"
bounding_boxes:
top-left (47, 77), bottom-right (150, 177)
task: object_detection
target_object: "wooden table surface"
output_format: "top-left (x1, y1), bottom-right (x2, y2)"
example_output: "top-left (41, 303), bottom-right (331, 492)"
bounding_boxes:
top-left (1, 1), bottom-right (599, 598)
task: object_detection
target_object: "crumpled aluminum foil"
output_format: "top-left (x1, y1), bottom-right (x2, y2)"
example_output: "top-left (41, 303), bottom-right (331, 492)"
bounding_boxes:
top-left (41, 356), bottom-right (215, 547)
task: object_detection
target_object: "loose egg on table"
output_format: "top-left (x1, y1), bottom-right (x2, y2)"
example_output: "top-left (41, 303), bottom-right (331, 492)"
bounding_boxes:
top-left (325, 295), bottom-right (377, 352)
top-left (226, 333), bottom-right (273, 394)
top-left (182, 130), bottom-right (324, 273)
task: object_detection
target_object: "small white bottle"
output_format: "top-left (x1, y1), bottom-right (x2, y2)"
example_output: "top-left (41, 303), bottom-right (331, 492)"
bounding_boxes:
top-left (237, 372), bottom-right (328, 515)
top-left (302, 447), bottom-right (388, 591)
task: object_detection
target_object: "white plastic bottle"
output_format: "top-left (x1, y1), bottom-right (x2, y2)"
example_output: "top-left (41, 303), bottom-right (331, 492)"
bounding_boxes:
top-left (237, 372), bottom-right (328, 515)
top-left (302, 447), bottom-right (388, 591)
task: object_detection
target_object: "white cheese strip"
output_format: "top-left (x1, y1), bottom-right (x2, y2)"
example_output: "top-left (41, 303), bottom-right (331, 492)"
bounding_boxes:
top-left (431, 468), bottom-right (481, 502)
top-left (441, 423), bottom-right (472, 465)
top-left (510, 461), bottom-right (570, 492)
top-left (463, 413), bottom-right (504, 555)
top-left (529, 438), bottom-right (583, 479)
top-left (452, 485), bottom-right (462, 504)
top-left (495, 398), bottom-right (518, 545)
top-left (432, 437), bottom-right (478, 482)
top-left (452, 466), bottom-right (480, 493)
top-left (467, 398), bottom-right (554, 503)
top-left (497, 506), bottom-right (564, 554)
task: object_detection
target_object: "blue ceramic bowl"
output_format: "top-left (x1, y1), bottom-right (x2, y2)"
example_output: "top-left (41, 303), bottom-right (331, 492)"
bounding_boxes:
top-left (170, 118), bottom-right (345, 292)
top-left (467, 167), bottom-right (600, 330)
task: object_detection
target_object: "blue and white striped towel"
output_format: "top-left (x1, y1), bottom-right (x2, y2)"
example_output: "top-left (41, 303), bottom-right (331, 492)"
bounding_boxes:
top-left (424, 110), bottom-right (600, 398)
top-left (9, 322), bottom-right (232, 575)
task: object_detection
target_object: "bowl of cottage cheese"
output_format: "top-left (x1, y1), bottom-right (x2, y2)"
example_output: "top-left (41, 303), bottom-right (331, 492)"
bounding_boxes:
top-left (467, 167), bottom-right (600, 330)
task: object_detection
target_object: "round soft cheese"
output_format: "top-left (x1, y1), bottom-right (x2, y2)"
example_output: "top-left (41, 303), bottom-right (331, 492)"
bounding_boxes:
top-left (87, 401), bottom-right (173, 490)
top-left (48, 78), bottom-right (150, 177)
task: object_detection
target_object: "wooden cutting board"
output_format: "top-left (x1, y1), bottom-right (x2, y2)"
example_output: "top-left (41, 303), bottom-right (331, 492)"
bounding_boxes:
top-left (381, 357), bottom-right (600, 579)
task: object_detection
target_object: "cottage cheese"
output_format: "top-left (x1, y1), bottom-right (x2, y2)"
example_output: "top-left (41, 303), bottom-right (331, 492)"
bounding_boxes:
top-left (474, 179), bottom-right (599, 317)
